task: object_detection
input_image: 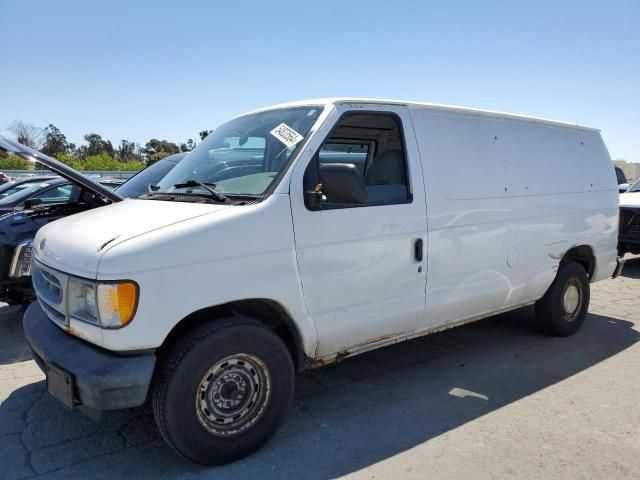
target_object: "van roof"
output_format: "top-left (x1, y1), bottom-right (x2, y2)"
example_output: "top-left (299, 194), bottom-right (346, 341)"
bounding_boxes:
top-left (250, 98), bottom-right (599, 132)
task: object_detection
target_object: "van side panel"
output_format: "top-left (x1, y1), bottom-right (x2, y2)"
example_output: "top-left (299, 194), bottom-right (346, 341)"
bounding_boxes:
top-left (409, 106), bottom-right (618, 330)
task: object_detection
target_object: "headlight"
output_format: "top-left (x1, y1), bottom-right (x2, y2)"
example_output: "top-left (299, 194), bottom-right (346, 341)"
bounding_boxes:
top-left (68, 279), bottom-right (138, 328)
top-left (9, 240), bottom-right (33, 278)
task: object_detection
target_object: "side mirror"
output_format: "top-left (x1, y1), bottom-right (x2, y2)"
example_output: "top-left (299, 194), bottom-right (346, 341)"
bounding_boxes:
top-left (619, 183), bottom-right (630, 193)
top-left (319, 163), bottom-right (368, 206)
top-left (23, 198), bottom-right (42, 209)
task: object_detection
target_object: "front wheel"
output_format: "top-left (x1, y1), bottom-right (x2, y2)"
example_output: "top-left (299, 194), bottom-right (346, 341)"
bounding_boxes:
top-left (152, 318), bottom-right (295, 465)
top-left (535, 261), bottom-right (590, 336)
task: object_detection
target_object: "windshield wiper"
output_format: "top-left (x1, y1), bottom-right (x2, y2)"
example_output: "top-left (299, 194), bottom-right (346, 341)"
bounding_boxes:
top-left (173, 179), bottom-right (227, 202)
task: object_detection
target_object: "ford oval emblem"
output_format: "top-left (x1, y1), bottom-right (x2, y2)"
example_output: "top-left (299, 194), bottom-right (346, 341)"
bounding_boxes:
top-left (39, 238), bottom-right (46, 250)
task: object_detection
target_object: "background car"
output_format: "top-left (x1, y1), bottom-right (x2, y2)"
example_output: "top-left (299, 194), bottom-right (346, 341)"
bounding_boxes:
top-left (0, 172), bottom-right (10, 184)
top-left (615, 166), bottom-right (631, 193)
top-left (0, 152), bottom-right (186, 304)
top-left (619, 178), bottom-right (640, 256)
top-left (97, 177), bottom-right (127, 189)
top-left (0, 175), bottom-right (58, 198)
top-left (0, 178), bottom-right (75, 216)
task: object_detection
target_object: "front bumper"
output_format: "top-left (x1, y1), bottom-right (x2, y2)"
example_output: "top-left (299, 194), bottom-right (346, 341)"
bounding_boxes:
top-left (23, 301), bottom-right (156, 410)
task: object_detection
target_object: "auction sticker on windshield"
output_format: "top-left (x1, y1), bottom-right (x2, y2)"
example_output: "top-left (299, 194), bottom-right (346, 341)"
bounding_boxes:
top-left (270, 123), bottom-right (304, 148)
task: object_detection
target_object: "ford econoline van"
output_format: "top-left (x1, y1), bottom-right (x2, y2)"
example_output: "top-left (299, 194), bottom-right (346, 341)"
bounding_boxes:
top-left (8, 99), bottom-right (622, 465)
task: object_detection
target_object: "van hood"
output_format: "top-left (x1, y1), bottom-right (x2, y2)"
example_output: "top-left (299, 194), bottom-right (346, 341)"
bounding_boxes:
top-left (620, 191), bottom-right (640, 208)
top-left (0, 135), bottom-right (121, 203)
top-left (33, 199), bottom-right (231, 277)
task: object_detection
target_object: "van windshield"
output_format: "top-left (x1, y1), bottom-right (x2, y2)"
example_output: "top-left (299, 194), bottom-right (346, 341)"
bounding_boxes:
top-left (151, 106), bottom-right (322, 200)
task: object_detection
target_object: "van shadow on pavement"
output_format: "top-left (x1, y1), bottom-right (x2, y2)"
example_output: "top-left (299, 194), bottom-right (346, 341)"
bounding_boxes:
top-left (1, 301), bottom-right (638, 479)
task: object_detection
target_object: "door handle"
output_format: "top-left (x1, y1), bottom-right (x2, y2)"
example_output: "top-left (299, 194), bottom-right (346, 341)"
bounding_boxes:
top-left (414, 238), bottom-right (423, 262)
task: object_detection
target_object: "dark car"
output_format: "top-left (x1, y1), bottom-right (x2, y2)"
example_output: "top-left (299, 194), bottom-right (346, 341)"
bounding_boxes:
top-left (0, 178), bottom-right (76, 216)
top-left (0, 176), bottom-right (135, 216)
top-left (96, 177), bottom-right (127, 189)
top-left (0, 172), bottom-right (10, 184)
top-left (618, 178), bottom-right (640, 256)
top-left (0, 175), bottom-right (59, 198)
top-left (0, 139), bottom-right (186, 304)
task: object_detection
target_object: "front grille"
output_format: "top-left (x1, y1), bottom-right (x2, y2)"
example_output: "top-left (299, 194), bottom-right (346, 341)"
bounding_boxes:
top-left (38, 297), bottom-right (66, 325)
top-left (32, 265), bottom-right (63, 304)
top-left (32, 260), bottom-right (68, 326)
top-left (9, 241), bottom-right (33, 278)
top-left (620, 208), bottom-right (640, 241)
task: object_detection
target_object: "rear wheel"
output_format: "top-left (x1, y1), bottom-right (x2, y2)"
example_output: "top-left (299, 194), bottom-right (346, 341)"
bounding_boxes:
top-left (535, 261), bottom-right (590, 336)
top-left (152, 318), bottom-right (295, 465)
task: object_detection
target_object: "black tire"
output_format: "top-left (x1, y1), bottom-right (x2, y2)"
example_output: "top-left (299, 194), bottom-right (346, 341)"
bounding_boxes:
top-left (152, 317), bottom-right (295, 465)
top-left (535, 261), bottom-right (590, 336)
top-left (3, 291), bottom-right (25, 306)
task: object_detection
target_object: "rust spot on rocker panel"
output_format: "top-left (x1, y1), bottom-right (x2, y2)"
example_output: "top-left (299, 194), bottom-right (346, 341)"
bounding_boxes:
top-left (308, 333), bottom-right (407, 368)
top-left (307, 302), bottom-right (537, 369)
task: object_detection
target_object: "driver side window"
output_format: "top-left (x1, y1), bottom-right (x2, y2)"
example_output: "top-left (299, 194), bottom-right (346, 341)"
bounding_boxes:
top-left (305, 112), bottom-right (411, 209)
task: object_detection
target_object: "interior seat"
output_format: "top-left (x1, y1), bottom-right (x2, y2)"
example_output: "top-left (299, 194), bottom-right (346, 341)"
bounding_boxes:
top-left (364, 149), bottom-right (408, 203)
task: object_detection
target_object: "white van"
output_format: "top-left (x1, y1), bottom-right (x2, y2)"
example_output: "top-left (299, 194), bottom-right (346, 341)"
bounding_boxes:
top-left (15, 99), bottom-right (622, 465)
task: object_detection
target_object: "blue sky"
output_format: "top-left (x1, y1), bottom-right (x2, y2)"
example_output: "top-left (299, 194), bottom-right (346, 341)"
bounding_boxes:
top-left (1, 0), bottom-right (638, 161)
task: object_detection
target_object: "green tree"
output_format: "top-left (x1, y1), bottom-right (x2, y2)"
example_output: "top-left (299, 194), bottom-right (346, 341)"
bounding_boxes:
top-left (78, 133), bottom-right (114, 158)
top-left (42, 124), bottom-right (70, 156)
top-left (53, 152), bottom-right (84, 171)
top-left (84, 152), bottom-right (123, 170)
top-left (116, 139), bottom-right (142, 162)
top-left (0, 154), bottom-right (29, 170)
top-left (199, 130), bottom-right (211, 141)
top-left (144, 138), bottom-right (180, 162)
top-left (118, 160), bottom-right (145, 171)
top-left (179, 138), bottom-right (196, 152)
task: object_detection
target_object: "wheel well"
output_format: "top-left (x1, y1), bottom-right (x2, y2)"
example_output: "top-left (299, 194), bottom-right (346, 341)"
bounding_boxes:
top-left (156, 299), bottom-right (305, 371)
top-left (561, 245), bottom-right (596, 280)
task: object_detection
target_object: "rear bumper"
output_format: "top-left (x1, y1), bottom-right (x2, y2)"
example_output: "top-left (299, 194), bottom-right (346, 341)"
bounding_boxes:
top-left (23, 301), bottom-right (156, 410)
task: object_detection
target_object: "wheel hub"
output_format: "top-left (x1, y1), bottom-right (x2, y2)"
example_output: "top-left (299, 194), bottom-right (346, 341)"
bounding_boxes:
top-left (562, 279), bottom-right (581, 320)
top-left (196, 354), bottom-right (271, 436)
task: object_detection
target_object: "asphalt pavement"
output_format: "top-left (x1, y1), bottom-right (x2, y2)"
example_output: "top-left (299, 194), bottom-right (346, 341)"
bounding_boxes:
top-left (1, 258), bottom-right (639, 479)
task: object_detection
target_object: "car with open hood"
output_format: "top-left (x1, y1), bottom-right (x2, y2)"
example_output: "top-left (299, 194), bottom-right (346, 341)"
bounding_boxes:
top-left (0, 137), bottom-right (185, 304)
top-left (0, 177), bottom-right (78, 216)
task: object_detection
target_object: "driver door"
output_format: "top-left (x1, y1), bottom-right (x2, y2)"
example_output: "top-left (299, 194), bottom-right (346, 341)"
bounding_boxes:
top-left (289, 104), bottom-right (428, 358)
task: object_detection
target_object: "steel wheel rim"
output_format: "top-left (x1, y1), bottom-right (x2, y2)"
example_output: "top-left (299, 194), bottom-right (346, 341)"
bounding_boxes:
top-left (562, 279), bottom-right (582, 321)
top-left (195, 353), bottom-right (271, 436)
